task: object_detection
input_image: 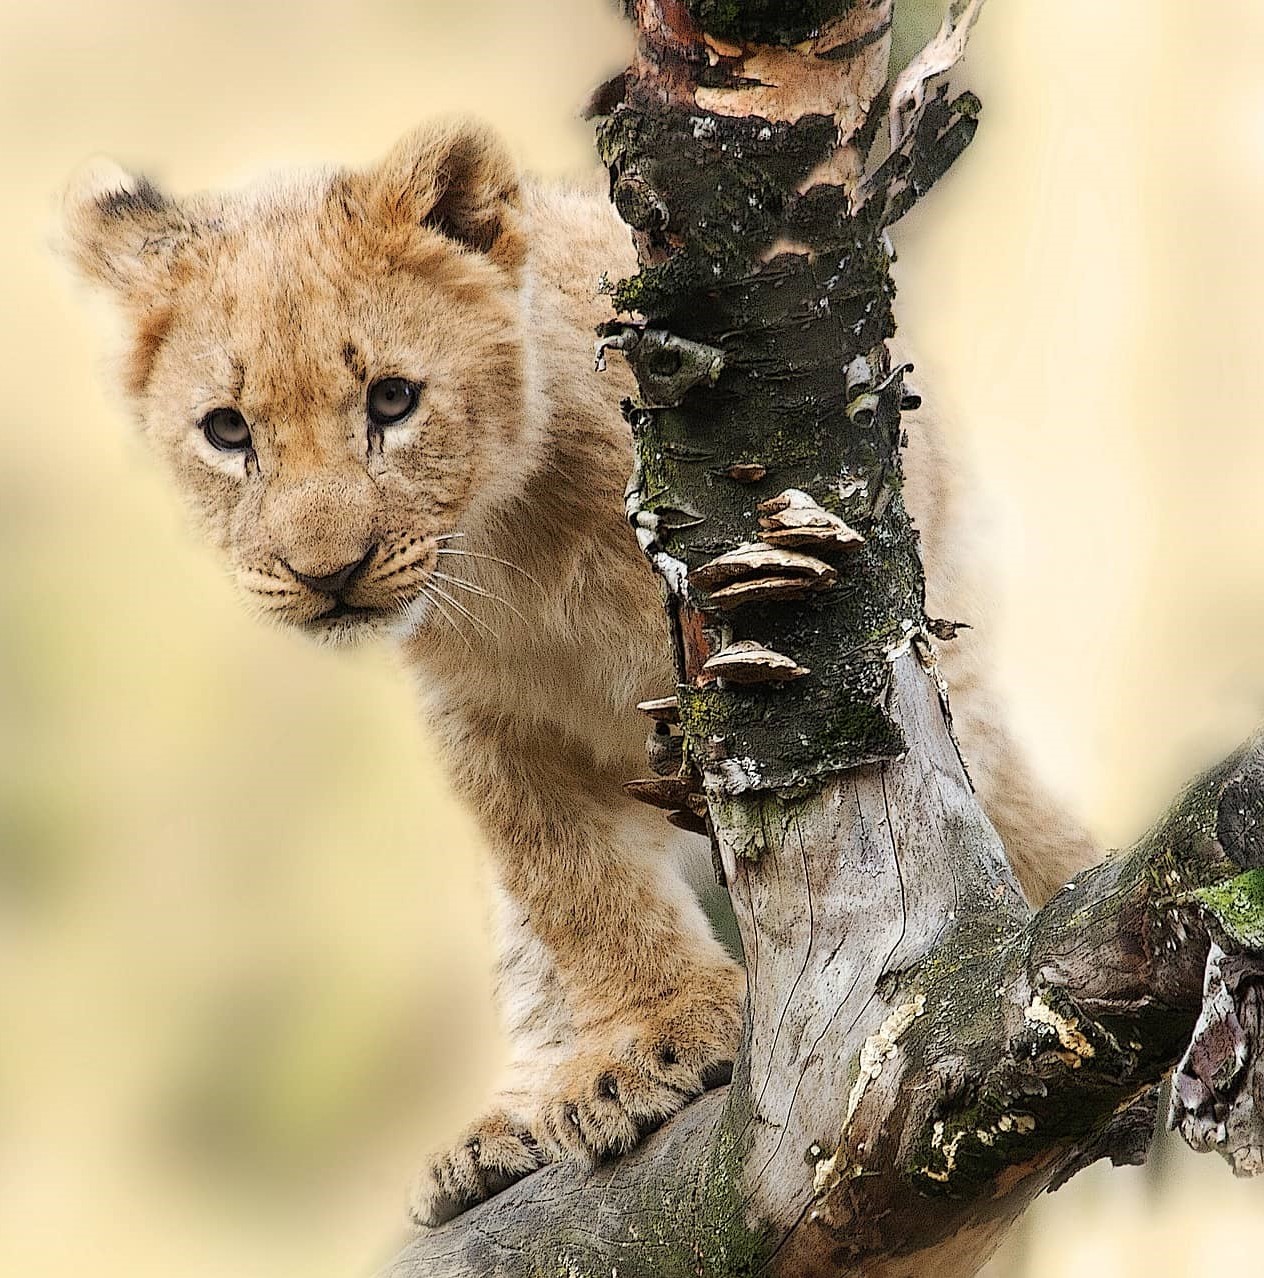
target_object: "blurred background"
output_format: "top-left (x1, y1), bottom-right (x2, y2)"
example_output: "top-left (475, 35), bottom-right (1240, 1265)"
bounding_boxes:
top-left (2, 1), bottom-right (1262, 1274)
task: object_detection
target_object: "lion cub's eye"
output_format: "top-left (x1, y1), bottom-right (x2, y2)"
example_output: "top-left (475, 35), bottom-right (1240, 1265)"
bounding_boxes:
top-left (367, 377), bottom-right (421, 427)
top-left (201, 408), bottom-right (253, 451)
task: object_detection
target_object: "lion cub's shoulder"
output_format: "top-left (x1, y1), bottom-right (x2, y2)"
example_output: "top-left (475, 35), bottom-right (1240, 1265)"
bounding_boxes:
top-left (521, 177), bottom-right (638, 308)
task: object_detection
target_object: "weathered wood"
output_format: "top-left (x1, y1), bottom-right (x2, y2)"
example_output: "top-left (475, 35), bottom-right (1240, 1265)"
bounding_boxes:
top-left (386, 667), bottom-right (1264, 1275)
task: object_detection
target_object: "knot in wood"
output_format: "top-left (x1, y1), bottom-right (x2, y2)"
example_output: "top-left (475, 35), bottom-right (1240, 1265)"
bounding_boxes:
top-left (612, 172), bottom-right (669, 233)
top-left (626, 329), bottom-right (725, 407)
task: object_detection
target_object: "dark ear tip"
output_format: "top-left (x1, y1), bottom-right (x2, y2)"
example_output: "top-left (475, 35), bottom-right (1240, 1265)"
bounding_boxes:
top-left (62, 157), bottom-right (160, 226)
top-left (97, 176), bottom-right (168, 221)
top-left (59, 158), bottom-right (182, 291)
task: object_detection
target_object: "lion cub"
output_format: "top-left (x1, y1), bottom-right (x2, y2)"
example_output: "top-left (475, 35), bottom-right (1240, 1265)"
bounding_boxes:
top-left (62, 120), bottom-right (1096, 1226)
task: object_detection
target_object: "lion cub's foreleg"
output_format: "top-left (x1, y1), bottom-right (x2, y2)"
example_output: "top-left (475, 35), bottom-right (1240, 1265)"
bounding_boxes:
top-left (409, 710), bottom-right (743, 1226)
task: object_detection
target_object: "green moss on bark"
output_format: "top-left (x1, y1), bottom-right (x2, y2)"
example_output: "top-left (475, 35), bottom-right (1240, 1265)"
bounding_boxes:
top-left (648, 1107), bottom-right (771, 1277)
top-left (1197, 870), bottom-right (1264, 950)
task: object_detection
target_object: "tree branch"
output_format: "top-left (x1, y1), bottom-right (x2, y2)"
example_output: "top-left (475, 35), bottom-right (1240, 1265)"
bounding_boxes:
top-left (384, 2), bottom-right (1264, 1273)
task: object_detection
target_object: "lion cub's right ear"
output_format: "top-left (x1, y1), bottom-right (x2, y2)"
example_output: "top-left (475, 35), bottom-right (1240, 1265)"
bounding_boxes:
top-left (60, 159), bottom-right (191, 302)
top-left (359, 119), bottom-right (525, 273)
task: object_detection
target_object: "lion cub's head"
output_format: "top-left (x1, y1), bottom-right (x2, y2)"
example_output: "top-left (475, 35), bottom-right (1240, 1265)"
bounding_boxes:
top-left (63, 121), bottom-right (528, 644)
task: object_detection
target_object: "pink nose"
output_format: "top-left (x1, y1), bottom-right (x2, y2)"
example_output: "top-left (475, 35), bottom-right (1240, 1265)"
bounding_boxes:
top-left (285, 545), bottom-right (376, 596)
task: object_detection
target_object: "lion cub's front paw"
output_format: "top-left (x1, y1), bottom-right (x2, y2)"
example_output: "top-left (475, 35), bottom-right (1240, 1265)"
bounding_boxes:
top-left (409, 968), bottom-right (745, 1228)
top-left (409, 1106), bottom-right (545, 1228)
top-left (537, 966), bottom-right (744, 1161)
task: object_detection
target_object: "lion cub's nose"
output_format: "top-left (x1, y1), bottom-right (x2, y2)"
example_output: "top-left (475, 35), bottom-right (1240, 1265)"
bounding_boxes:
top-left (285, 544), bottom-right (376, 596)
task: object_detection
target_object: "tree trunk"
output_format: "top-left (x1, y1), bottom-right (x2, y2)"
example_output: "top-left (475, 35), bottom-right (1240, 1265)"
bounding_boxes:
top-left (385, 2), bottom-right (1264, 1274)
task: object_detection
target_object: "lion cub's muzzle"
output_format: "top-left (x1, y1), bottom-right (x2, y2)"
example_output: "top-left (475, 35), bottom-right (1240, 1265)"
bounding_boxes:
top-left (239, 527), bottom-right (440, 638)
top-left (278, 533), bottom-right (440, 637)
top-left (286, 544), bottom-right (379, 623)
top-left (290, 546), bottom-right (399, 632)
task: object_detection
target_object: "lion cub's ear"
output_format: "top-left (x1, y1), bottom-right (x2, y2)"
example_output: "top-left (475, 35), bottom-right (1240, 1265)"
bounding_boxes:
top-left (60, 158), bottom-right (192, 301)
top-left (363, 119), bottom-right (525, 272)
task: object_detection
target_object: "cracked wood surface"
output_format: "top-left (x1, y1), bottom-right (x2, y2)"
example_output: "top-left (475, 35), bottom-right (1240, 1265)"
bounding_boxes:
top-left (388, 682), bottom-right (1264, 1276)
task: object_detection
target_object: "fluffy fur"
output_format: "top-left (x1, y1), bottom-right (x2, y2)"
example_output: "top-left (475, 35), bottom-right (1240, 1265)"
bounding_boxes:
top-left (62, 119), bottom-right (1097, 1226)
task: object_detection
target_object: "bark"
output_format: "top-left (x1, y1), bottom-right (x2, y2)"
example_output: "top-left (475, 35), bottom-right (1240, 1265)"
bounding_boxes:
top-left (385, 2), bottom-right (1264, 1274)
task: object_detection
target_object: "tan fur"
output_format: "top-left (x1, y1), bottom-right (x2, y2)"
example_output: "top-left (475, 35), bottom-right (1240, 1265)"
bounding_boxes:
top-left (61, 119), bottom-right (1097, 1226)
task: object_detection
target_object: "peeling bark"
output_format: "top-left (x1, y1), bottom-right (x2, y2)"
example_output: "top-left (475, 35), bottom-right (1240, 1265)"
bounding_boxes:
top-left (384, 2), bottom-right (1264, 1274)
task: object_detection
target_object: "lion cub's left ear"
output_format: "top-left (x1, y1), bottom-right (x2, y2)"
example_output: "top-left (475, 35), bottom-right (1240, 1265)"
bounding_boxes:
top-left (364, 119), bottom-right (525, 273)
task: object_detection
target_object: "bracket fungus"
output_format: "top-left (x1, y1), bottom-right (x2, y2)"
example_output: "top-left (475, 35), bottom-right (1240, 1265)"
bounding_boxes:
top-left (691, 541), bottom-right (838, 611)
top-left (637, 695), bottom-right (681, 724)
top-left (623, 775), bottom-right (702, 811)
top-left (691, 542), bottom-right (837, 592)
top-left (706, 574), bottom-right (834, 609)
top-left (723, 462), bottom-right (768, 484)
top-left (757, 488), bottom-right (865, 553)
top-left (666, 808), bottom-right (709, 836)
top-left (701, 639), bottom-right (810, 685)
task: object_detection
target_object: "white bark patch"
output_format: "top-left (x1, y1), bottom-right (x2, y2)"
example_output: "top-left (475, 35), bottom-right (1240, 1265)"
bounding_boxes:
top-left (890, 0), bottom-right (988, 148)
top-left (625, 474), bottom-right (690, 595)
top-left (846, 996), bottom-right (927, 1126)
top-left (704, 756), bottom-right (764, 796)
top-left (1025, 993), bottom-right (1096, 1067)
top-left (815, 995), bottom-right (927, 1194)
top-left (694, 8), bottom-right (890, 139)
top-left (922, 1112), bottom-right (1036, 1184)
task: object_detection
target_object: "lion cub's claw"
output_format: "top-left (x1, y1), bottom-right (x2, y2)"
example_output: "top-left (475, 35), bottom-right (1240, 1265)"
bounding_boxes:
top-left (538, 978), bottom-right (743, 1165)
top-left (409, 1109), bottom-right (544, 1228)
top-left (539, 1055), bottom-right (693, 1162)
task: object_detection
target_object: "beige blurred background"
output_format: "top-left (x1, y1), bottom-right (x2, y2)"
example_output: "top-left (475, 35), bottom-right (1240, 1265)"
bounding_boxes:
top-left (2, 1), bottom-right (1262, 1274)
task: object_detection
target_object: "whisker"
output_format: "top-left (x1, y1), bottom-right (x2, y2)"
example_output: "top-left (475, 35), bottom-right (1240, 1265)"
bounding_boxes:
top-left (432, 571), bottom-right (531, 626)
top-left (435, 548), bottom-right (546, 592)
top-left (429, 583), bottom-right (500, 643)
top-left (389, 594), bottom-right (415, 632)
top-left (420, 587), bottom-right (474, 652)
top-left (433, 533), bottom-right (466, 543)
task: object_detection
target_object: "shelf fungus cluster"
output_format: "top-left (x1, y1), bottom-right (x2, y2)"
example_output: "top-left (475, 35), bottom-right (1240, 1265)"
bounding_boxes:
top-left (757, 488), bottom-right (865, 554)
top-left (691, 542), bottom-right (837, 610)
top-left (626, 695), bottom-right (708, 835)
top-left (686, 489), bottom-right (863, 611)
